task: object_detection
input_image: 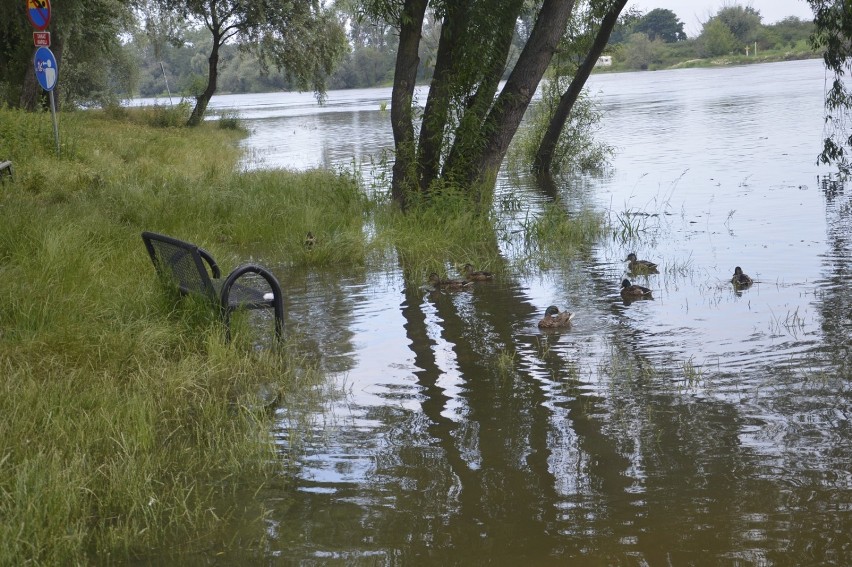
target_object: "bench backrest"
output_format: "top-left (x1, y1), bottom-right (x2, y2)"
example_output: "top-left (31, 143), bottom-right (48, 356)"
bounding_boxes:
top-left (0, 161), bottom-right (12, 181)
top-left (141, 231), bottom-right (217, 301)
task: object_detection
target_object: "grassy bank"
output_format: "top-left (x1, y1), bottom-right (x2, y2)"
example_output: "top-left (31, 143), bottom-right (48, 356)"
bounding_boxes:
top-left (0, 106), bottom-right (370, 563)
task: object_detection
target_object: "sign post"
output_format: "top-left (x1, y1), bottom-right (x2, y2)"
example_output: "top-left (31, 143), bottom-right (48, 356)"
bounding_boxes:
top-left (27, 0), bottom-right (59, 156)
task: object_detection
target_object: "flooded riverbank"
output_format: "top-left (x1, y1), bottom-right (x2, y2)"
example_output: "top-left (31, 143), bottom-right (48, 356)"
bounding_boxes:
top-left (190, 58), bottom-right (851, 563)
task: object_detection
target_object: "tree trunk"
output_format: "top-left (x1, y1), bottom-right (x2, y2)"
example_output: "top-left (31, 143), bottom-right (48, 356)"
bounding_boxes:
top-left (188, 35), bottom-right (221, 127)
top-left (534, 0), bottom-right (626, 174)
top-left (441, 0), bottom-right (522, 193)
top-left (475, 0), bottom-right (577, 185)
top-left (20, 66), bottom-right (40, 111)
top-left (390, 0), bottom-right (428, 208)
top-left (416, 5), bottom-right (467, 194)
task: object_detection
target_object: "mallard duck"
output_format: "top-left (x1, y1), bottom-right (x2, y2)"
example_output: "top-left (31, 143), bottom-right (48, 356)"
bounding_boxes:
top-left (428, 272), bottom-right (473, 290)
top-left (304, 231), bottom-right (316, 248)
top-left (463, 263), bottom-right (494, 281)
top-left (625, 253), bottom-right (658, 273)
top-left (620, 279), bottom-right (653, 300)
top-left (731, 266), bottom-right (753, 287)
top-left (537, 305), bottom-right (574, 329)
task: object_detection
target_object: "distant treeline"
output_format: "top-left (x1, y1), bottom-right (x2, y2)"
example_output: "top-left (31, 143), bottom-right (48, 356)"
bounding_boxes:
top-left (129, 5), bottom-right (814, 99)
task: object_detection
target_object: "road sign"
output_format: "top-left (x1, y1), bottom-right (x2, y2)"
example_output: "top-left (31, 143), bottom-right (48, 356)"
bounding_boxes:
top-left (33, 46), bottom-right (58, 91)
top-left (33, 31), bottom-right (50, 47)
top-left (26, 0), bottom-right (51, 31)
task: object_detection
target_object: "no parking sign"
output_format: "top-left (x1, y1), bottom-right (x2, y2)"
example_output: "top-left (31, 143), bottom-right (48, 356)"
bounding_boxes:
top-left (26, 0), bottom-right (50, 30)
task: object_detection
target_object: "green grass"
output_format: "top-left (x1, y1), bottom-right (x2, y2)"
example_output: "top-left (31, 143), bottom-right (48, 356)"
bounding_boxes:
top-left (0, 106), bottom-right (355, 563)
top-left (373, 187), bottom-right (505, 281)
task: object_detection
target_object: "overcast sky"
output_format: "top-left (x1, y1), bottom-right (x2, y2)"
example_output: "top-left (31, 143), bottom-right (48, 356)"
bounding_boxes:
top-left (628, 0), bottom-right (815, 37)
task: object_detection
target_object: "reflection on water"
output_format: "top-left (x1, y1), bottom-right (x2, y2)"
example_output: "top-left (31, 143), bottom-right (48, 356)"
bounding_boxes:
top-left (204, 60), bottom-right (851, 562)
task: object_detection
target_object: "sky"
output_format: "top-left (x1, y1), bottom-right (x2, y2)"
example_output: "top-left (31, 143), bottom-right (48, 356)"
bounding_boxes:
top-left (628, 0), bottom-right (815, 37)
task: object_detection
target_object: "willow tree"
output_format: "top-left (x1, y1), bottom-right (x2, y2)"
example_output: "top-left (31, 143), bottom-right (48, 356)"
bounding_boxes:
top-left (154, 0), bottom-right (347, 126)
top-left (362, 0), bottom-right (578, 209)
top-left (534, 0), bottom-right (626, 175)
top-left (808, 0), bottom-right (852, 172)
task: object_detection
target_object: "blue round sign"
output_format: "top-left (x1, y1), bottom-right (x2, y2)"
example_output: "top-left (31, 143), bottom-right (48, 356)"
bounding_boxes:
top-left (33, 46), bottom-right (58, 91)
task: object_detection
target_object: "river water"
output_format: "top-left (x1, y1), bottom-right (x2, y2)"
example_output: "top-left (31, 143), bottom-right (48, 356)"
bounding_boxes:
top-left (200, 59), bottom-right (850, 564)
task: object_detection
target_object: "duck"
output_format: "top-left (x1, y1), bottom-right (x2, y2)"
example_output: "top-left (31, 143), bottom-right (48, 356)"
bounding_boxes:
top-left (731, 266), bottom-right (753, 287)
top-left (304, 231), bottom-right (316, 248)
top-left (625, 252), bottom-right (658, 273)
top-left (537, 305), bottom-right (574, 329)
top-left (428, 272), bottom-right (473, 290)
top-left (620, 278), bottom-right (653, 300)
top-left (463, 263), bottom-right (494, 281)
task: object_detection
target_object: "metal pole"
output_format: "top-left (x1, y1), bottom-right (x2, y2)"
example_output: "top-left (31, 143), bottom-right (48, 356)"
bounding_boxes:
top-left (48, 89), bottom-right (60, 157)
top-left (161, 61), bottom-right (173, 105)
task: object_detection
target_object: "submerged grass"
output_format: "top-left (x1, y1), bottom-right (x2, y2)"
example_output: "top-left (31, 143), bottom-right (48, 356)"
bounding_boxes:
top-left (373, 188), bottom-right (505, 280)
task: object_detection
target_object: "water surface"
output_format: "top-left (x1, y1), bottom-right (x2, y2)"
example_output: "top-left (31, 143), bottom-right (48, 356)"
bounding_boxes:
top-left (205, 59), bottom-right (850, 564)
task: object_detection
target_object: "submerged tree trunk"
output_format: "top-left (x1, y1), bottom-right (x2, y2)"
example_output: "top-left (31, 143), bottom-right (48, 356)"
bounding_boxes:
top-left (390, 0), bottom-right (428, 207)
top-left (386, 0), bottom-right (579, 208)
top-left (416, 4), bottom-right (469, 195)
top-left (474, 0), bottom-right (577, 186)
top-left (534, 0), bottom-right (626, 175)
top-left (441, 0), bottom-right (523, 193)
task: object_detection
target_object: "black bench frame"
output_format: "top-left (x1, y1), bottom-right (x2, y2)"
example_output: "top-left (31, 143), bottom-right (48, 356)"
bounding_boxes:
top-left (0, 161), bottom-right (12, 181)
top-left (141, 231), bottom-right (284, 342)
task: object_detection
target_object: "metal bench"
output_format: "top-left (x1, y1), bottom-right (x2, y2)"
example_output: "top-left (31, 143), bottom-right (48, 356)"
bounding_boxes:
top-left (141, 231), bottom-right (284, 342)
top-left (0, 161), bottom-right (12, 181)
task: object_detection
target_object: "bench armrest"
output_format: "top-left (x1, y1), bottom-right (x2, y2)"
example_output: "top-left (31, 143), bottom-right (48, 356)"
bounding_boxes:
top-left (196, 247), bottom-right (222, 279)
top-left (219, 264), bottom-right (285, 340)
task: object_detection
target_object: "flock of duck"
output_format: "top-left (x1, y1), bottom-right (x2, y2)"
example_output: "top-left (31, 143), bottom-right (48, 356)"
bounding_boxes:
top-left (426, 254), bottom-right (754, 330)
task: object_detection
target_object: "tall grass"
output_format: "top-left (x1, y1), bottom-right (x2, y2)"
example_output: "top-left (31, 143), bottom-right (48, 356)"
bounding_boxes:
top-left (373, 187), bottom-right (505, 279)
top-left (0, 107), bottom-right (356, 563)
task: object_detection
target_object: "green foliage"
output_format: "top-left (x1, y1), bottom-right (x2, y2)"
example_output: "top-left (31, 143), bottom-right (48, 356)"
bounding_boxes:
top-left (216, 109), bottom-right (243, 130)
top-left (608, 4), bottom-right (813, 54)
top-left (329, 6), bottom-right (400, 89)
top-left (135, 100), bottom-right (193, 127)
top-left (700, 18), bottom-right (739, 57)
top-left (633, 8), bottom-right (686, 42)
top-left (332, 45), bottom-right (398, 88)
top-left (772, 16), bottom-right (815, 47)
top-left (145, 0), bottom-right (347, 124)
top-left (131, 23), bottom-right (208, 97)
top-left (809, 0), bottom-right (852, 172)
top-left (373, 187), bottom-right (503, 279)
top-left (0, 1), bottom-right (34, 105)
top-left (609, 6), bottom-right (644, 44)
top-left (622, 32), bottom-right (664, 69)
top-left (511, 87), bottom-right (613, 175)
top-left (519, 202), bottom-right (605, 267)
top-left (712, 4), bottom-right (763, 44)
